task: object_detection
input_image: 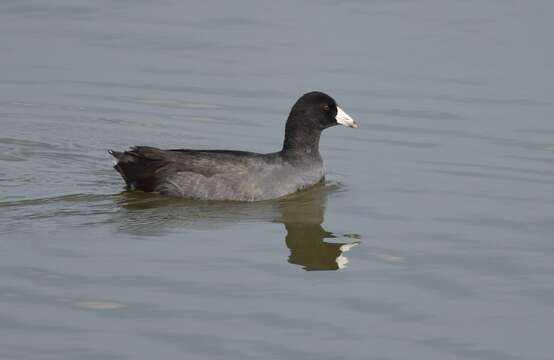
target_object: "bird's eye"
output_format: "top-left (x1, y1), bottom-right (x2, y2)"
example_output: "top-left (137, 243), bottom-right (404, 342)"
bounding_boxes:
top-left (322, 105), bottom-right (330, 111)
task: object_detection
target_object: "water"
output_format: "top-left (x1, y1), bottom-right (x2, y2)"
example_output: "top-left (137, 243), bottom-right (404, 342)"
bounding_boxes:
top-left (1, 0), bottom-right (554, 359)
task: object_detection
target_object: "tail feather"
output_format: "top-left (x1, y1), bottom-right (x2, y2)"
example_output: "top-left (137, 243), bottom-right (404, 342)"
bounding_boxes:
top-left (108, 148), bottom-right (167, 192)
top-left (108, 149), bottom-right (123, 159)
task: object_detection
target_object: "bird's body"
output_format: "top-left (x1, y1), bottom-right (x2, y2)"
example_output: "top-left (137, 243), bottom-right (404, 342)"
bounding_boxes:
top-left (110, 92), bottom-right (357, 201)
top-left (110, 147), bottom-right (324, 201)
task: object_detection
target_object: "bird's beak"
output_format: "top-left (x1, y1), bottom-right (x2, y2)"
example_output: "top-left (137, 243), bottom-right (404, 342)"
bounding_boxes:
top-left (335, 106), bottom-right (358, 128)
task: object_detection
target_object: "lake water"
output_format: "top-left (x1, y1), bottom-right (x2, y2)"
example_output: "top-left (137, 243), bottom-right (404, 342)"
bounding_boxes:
top-left (1, 1), bottom-right (554, 359)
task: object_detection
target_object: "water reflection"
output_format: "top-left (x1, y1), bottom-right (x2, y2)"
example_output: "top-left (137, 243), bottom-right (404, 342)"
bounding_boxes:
top-left (116, 183), bottom-right (359, 271)
top-left (278, 186), bottom-right (360, 271)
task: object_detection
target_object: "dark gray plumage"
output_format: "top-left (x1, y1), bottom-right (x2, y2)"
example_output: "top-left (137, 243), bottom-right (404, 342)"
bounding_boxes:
top-left (109, 91), bottom-right (357, 201)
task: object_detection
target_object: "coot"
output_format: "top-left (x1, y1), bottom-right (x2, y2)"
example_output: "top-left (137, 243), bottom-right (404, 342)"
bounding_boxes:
top-left (109, 91), bottom-right (357, 201)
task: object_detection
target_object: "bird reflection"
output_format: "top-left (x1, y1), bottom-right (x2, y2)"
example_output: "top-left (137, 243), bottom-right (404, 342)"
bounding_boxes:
top-left (278, 185), bottom-right (359, 271)
top-left (115, 182), bottom-right (359, 271)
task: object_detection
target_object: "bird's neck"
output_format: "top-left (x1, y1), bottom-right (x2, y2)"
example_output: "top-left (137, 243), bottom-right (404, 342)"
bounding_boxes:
top-left (281, 125), bottom-right (322, 161)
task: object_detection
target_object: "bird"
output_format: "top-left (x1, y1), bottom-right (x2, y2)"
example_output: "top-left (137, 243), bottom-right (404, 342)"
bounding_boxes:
top-left (109, 91), bottom-right (357, 201)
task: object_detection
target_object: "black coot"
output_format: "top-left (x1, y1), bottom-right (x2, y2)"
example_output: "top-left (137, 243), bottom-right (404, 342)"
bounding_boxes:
top-left (109, 91), bottom-right (357, 201)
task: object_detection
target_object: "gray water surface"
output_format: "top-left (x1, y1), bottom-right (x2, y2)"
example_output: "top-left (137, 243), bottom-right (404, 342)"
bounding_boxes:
top-left (1, 1), bottom-right (554, 359)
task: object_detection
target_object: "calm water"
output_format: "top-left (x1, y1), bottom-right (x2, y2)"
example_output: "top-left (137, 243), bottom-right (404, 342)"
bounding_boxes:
top-left (1, 1), bottom-right (554, 359)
